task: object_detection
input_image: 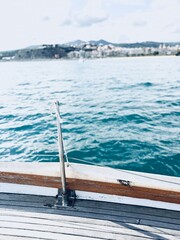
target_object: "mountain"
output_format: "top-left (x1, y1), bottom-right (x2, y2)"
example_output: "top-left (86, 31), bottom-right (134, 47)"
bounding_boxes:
top-left (0, 44), bottom-right (76, 60)
top-left (66, 40), bottom-right (180, 48)
top-left (66, 39), bottom-right (113, 46)
top-left (115, 41), bottom-right (162, 48)
top-left (66, 40), bottom-right (87, 47)
top-left (115, 41), bottom-right (180, 48)
top-left (88, 39), bottom-right (113, 46)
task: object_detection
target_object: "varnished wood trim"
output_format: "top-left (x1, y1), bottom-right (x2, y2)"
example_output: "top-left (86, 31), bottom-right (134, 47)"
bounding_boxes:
top-left (0, 172), bottom-right (60, 188)
top-left (1, 172), bottom-right (180, 204)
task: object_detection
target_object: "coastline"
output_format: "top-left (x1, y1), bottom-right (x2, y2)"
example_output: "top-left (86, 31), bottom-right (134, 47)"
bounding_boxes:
top-left (0, 54), bottom-right (179, 63)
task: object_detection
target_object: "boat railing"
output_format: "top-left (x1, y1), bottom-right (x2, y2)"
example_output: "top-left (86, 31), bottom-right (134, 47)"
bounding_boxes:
top-left (54, 101), bottom-right (76, 207)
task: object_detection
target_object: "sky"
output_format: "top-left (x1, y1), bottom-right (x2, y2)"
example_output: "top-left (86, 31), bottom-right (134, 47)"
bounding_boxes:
top-left (0, 0), bottom-right (180, 51)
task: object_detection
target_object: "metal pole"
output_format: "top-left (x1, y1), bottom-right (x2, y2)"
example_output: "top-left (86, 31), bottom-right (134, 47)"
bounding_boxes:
top-left (54, 101), bottom-right (67, 206)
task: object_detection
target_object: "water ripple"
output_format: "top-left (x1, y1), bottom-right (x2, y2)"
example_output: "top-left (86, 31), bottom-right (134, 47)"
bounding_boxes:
top-left (0, 57), bottom-right (179, 176)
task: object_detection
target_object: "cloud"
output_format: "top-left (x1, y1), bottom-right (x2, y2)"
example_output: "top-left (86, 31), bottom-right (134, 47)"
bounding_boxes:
top-left (60, 0), bottom-right (108, 28)
top-left (0, 0), bottom-right (180, 51)
top-left (109, 0), bottom-right (149, 6)
top-left (75, 14), bottom-right (108, 27)
top-left (60, 14), bottom-right (108, 28)
top-left (172, 28), bottom-right (180, 34)
top-left (133, 20), bottom-right (147, 27)
top-left (60, 18), bottom-right (73, 27)
top-left (111, 0), bottom-right (180, 43)
top-left (42, 16), bottom-right (51, 21)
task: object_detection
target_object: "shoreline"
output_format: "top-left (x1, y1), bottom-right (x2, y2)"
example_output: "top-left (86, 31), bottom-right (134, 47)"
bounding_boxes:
top-left (0, 54), bottom-right (179, 63)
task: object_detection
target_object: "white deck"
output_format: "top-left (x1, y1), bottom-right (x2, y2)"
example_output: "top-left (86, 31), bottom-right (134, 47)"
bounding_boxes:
top-left (0, 193), bottom-right (180, 240)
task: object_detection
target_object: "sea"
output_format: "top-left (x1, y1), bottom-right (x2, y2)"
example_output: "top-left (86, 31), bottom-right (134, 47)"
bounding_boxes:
top-left (0, 56), bottom-right (180, 177)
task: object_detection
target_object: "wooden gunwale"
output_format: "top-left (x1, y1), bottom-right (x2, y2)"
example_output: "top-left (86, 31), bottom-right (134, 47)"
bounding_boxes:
top-left (1, 171), bottom-right (180, 204)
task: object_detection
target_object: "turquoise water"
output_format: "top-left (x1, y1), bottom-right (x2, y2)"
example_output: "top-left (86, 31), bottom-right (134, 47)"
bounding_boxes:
top-left (0, 56), bottom-right (180, 177)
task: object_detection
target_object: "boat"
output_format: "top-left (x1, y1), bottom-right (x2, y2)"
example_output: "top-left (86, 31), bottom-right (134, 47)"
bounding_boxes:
top-left (0, 101), bottom-right (180, 239)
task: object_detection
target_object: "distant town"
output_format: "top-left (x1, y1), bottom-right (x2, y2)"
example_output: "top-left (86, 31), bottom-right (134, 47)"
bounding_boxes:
top-left (0, 40), bottom-right (180, 61)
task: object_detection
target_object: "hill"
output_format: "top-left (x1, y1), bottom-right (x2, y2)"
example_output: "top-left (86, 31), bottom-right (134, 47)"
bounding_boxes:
top-left (0, 40), bottom-right (179, 60)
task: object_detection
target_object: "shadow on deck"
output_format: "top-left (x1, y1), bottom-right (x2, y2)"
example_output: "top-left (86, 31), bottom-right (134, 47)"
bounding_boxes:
top-left (0, 193), bottom-right (180, 239)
